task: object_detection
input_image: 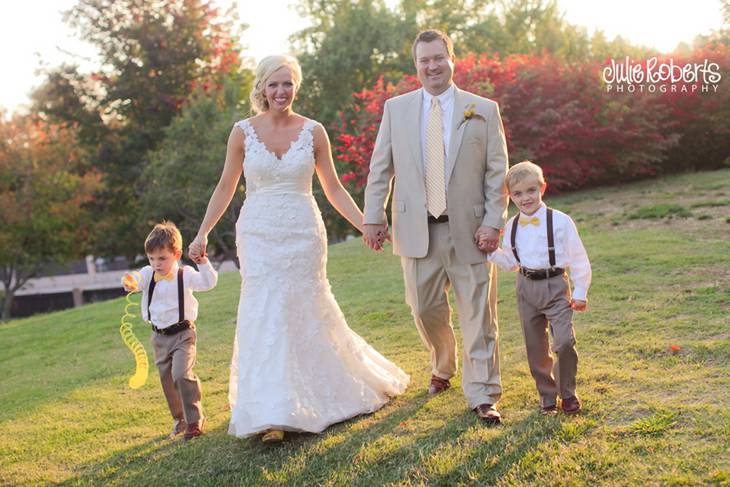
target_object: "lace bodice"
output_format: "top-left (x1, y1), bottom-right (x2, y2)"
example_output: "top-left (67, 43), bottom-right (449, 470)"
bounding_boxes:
top-left (235, 118), bottom-right (318, 196)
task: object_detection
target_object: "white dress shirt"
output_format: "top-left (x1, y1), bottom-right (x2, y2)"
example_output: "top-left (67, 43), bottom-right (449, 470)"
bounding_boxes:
top-left (421, 84), bottom-right (455, 189)
top-left (135, 261), bottom-right (218, 328)
top-left (488, 203), bottom-right (592, 301)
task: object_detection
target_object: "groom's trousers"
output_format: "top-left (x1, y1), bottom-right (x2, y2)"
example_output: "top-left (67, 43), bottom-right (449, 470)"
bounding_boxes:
top-left (401, 221), bottom-right (502, 408)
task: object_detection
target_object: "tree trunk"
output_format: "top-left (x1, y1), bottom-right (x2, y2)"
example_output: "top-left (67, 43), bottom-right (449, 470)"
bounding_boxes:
top-left (1, 266), bottom-right (14, 321)
top-left (0, 266), bottom-right (34, 321)
top-left (1, 291), bottom-right (14, 321)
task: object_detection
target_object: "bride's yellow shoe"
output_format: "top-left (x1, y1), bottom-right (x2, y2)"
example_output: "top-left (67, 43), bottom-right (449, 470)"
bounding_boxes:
top-left (262, 429), bottom-right (284, 443)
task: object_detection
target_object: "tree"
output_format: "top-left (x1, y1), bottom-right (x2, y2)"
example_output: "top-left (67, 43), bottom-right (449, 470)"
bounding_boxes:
top-left (656, 43), bottom-right (730, 172)
top-left (291, 0), bottom-right (653, 130)
top-left (141, 76), bottom-right (252, 265)
top-left (292, 0), bottom-right (670, 234)
top-left (0, 114), bottom-right (102, 320)
top-left (691, 0), bottom-right (730, 47)
top-left (33, 0), bottom-right (244, 258)
top-left (291, 0), bottom-right (410, 124)
top-left (31, 64), bottom-right (108, 152)
top-left (334, 53), bottom-right (683, 194)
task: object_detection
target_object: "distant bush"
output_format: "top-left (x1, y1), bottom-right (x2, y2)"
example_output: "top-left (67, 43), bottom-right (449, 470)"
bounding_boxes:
top-left (334, 44), bottom-right (729, 195)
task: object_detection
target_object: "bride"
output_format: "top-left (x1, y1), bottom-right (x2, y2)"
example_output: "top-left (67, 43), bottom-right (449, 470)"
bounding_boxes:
top-left (188, 55), bottom-right (409, 442)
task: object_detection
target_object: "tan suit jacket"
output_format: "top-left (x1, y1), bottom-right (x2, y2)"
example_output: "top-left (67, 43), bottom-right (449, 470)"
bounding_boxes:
top-left (364, 86), bottom-right (509, 264)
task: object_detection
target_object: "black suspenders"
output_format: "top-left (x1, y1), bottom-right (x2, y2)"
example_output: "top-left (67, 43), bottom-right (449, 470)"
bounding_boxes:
top-left (546, 208), bottom-right (556, 269)
top-left (147, 267), bottom-right (185, 323)
top-left (147, 274), bottom-right (156, 321)
top-left (510, 208), bottom-right (556, 269)
top-left (510, 216), bottom-right (521, 263)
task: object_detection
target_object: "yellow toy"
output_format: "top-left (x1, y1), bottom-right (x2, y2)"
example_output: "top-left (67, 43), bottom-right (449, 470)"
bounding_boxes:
top-left (120, 271), bottom-right (149, 389)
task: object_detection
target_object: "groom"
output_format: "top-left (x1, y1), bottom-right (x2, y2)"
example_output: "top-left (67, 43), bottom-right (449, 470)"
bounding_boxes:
top-left (363, 29), bottom-right (509, 423)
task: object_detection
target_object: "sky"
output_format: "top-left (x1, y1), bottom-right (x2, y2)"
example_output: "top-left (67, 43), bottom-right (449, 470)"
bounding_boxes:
top-left (0, 0), bottom-right (724, 113)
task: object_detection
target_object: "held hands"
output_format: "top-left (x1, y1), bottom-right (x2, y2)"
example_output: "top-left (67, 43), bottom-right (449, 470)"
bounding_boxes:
top-left (570, 299), bottom-right (587, 312)
top-left (188, 234), bottom-right (209, 264)
top-left (363, 223), bottom-right (390, 252)
top-left (475, 226), bottom-right (500, 253)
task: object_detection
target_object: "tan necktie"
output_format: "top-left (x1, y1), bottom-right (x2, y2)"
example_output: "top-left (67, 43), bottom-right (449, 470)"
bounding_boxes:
top-left (425, 97), bottom-right (446, 217)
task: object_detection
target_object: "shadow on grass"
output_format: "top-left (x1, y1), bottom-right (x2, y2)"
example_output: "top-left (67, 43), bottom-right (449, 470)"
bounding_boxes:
top-left (58, 435), bottom-right (182, 486)
top-left (63, 388), bottom-right (570, 486)
top-left (64, 390), bottom-right (430, 485)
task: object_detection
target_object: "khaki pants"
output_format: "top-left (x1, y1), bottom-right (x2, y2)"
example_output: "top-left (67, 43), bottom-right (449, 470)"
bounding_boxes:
top-left (151, 326), bottom-right (203, 426)
top-left (516, 273), bottom-right (578, 407)
top-left (401, 222), bottom-right (502, 409)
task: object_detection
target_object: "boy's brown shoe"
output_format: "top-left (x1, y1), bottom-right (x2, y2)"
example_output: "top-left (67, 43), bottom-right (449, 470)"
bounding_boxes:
top-left (428, 375), bottom-right (451, 395)
top-left (540, 404), bottom-right (558, 416)
top-left (169, 419), bottom-right (187, 439)
top-left (561, 396), bottom-right (582, 414)
top-left (184, 418), bottom-right (206, 441)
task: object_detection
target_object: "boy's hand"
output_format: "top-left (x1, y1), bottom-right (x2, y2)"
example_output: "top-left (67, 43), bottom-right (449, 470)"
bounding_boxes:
top-left (192, 255), bottom-right (209, 265)
top-left (121, 272), bottom-right (139, 292)
top-left (475, 226), bottom-right (499, 253)
top-left (570, 299), bottom-right (587, 311)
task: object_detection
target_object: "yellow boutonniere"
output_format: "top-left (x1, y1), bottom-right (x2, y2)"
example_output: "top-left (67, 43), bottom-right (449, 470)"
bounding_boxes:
top-left (458, 103), bottom-right (485, 129)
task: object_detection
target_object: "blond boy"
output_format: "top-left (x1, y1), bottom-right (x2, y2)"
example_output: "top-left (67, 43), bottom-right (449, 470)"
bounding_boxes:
top-left (481, 162), bottom-right (591, 414)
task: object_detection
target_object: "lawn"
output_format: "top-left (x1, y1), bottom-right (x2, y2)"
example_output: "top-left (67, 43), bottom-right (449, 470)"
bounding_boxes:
top-left (1, 169), bottom-right (729, 486)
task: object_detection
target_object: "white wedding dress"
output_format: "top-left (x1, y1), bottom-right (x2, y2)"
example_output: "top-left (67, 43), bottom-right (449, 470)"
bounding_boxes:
top-left (227, 118), bottom-right (410, 437)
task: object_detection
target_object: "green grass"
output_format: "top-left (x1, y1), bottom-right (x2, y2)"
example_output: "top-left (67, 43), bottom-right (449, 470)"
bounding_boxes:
top-left (623, 411), bottom-right (678, 437)
top-left (2, 169), bottom-right (730, 486)
top-left (690, 199), bottom-right (730, 209)
top-left (627, 203), bottom-right (693, 220)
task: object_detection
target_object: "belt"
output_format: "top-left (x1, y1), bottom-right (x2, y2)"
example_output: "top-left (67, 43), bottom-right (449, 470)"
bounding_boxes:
top-left (152, 320), bottom-right (193, 335)
top-left (427, 214), bottom-right (449, 224)
top-left (519, 267), bottom-right (565, 280)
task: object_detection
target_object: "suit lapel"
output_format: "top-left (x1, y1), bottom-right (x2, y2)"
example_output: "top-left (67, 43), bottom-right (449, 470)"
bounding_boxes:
top-left (446, 86), bottom-right (467, 186)
top-left (406, 89), bottom-right (424, 179)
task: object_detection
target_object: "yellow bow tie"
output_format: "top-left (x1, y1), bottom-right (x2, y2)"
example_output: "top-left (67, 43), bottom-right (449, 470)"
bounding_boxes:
top-left (519, 216), bottom-right (540, 227)
top-left (154, 271), bottom-right (175, 282)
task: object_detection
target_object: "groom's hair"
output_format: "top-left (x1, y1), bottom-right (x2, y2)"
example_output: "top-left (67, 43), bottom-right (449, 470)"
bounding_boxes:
top-left (144, 220), bottom-right (183, 254)
top-left (412, 29), bottom-right (454, 62)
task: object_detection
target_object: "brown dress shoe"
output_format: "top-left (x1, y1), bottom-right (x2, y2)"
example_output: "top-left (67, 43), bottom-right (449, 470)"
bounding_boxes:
top-left (428, 375), bottom-right (451, 395)
top-left (540, 404), bottom-right (558, 416)
top-left (184, 417), bottom-right (206, 441)
top-left (561, 396), bottom-right (581, 414)
top-left (474, 404), bottom-right (501, 424)
top-left (169, 418), bottom-right (187, 439)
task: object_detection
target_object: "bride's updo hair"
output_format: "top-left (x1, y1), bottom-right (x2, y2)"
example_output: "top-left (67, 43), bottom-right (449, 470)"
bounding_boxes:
top-left (250, 55), bottom-right (302, 114)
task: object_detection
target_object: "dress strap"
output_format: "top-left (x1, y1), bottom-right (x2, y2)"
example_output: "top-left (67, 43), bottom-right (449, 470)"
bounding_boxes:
top-left (302, 119), bottom-right (319, 132)
top-left (234, 118), bottom-right (250, 133)
top-left (297, 119), bottom-right (319, 152)
top-left (235, 119), bottom-right (258, 152)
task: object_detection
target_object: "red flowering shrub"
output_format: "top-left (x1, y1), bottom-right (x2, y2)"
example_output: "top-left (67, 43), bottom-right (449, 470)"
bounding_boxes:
top-left (334, 47), bottom-right (728, 194)
top-left (654, 43), bottom-right (730, 172)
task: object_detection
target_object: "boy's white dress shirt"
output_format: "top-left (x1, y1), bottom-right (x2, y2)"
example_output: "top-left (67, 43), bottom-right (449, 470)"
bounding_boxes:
top-left (136, 261), bottom-right (218, 328)
top-left (488, 203), bottom-right (592, 301)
